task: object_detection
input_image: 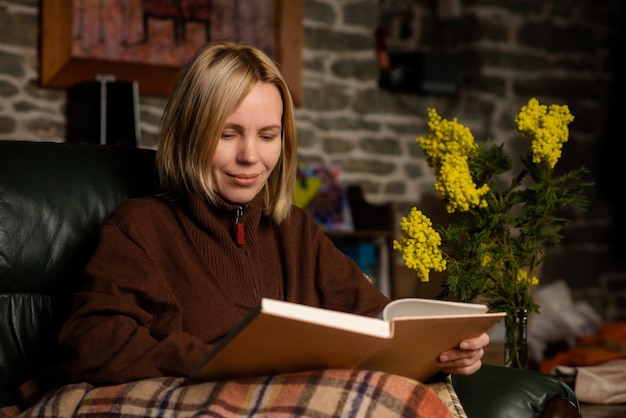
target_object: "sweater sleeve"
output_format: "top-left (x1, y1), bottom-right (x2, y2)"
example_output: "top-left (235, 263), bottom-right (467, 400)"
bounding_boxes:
top-left (283, 207), bottom-right (391, 318)
top-left (58, 222), bottom-right (212, 385)
top-left (316, 230), bottom-right (391, 317)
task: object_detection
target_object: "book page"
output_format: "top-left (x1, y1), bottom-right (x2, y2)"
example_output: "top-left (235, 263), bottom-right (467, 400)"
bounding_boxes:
top-left (383, 298), bottom-right (489, 320)
top-left (262, 298), bottom-right (390, 337)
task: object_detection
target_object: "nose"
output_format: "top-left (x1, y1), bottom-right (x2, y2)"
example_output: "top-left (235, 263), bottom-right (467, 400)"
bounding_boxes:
top-left (236, 135), bottom-right (259, 164)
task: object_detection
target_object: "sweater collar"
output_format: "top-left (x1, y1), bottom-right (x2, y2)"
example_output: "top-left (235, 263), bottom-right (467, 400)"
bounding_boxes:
top-left (186, 192), bottom-right (265, 245)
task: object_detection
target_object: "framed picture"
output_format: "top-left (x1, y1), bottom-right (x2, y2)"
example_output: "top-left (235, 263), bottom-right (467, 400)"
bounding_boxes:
top-left (294, 163), bottom-right (354, 232)
top-left (40, 0), bottom-right (302, 104)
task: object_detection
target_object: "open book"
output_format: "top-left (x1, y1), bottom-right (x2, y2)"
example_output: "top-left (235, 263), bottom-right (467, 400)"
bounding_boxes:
top-left (189, 298), bottom-right (505, 383)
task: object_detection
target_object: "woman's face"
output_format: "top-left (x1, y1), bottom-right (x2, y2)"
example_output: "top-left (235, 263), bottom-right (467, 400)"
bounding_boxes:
top-left (212, 82), bottom-right (283, 204)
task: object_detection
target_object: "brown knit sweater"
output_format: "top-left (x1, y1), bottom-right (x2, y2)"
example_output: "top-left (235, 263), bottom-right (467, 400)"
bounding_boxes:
top-left (58, 193), bottom-right (390, 385)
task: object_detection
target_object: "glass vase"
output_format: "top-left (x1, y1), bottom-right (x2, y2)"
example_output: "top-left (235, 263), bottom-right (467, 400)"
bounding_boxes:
top-left (504, 309), bottom-right (529, 369)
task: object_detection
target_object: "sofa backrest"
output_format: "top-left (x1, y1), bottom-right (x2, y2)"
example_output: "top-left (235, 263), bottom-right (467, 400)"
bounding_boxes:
top-left (0, 140), bottom-right (158, 407)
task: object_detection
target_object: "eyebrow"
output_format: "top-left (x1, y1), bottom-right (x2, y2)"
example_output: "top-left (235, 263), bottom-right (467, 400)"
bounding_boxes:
top-left (222, 123), bottom-right (282, 131)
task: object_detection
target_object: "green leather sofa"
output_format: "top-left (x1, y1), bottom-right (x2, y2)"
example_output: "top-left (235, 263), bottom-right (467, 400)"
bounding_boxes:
top-left (0, 140), bottom-right (581, 417)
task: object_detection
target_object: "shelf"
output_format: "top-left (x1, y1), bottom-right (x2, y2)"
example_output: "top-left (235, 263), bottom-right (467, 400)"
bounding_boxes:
top-left (324, 186), bottom-right (396, 298)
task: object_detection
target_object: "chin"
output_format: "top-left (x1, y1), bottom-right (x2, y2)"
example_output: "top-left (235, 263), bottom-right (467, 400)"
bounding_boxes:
top-left (223, 193), bottom-right (258, 205)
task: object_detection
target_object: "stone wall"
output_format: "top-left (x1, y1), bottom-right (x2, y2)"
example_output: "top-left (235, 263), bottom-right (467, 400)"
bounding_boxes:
top-left (1, 0), bottom-right (624, 319)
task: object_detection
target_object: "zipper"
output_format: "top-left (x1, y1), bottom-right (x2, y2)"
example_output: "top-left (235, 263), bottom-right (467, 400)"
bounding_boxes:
top-left (235, 205), bottom-right (244, 246)
top-left (235, 204), bottom-right (257, 300)
top-left (235, 205), bottom-right (261, 301)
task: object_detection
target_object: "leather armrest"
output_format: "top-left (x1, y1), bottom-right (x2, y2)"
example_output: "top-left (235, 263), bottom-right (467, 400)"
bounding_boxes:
top-left (452, 364), bottom-right (581, 418)
top-left (0, 293), bottom-right (65, 408)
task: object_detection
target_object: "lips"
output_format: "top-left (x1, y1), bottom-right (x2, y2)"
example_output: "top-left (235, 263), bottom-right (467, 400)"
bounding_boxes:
top-left (232, 173), bottom-right (258, 179)
top-left (229, 173), bottom-right (259, 186)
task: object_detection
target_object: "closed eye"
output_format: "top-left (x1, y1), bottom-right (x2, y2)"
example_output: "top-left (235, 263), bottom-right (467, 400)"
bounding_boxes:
top-left (260, 127), bottom-right (282, 141)
top-left (261, 133), bottom-right (280, 141)
top-left (221, 128), bottom-right (239, 140)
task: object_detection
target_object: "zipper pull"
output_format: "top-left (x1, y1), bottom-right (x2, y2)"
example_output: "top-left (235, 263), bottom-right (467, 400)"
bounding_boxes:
top-left (235, 206), bottom-right (244, 246)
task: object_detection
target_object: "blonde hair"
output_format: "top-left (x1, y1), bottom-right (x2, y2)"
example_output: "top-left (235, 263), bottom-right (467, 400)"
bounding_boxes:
top-left (157, 39), bottom-right (297, 224)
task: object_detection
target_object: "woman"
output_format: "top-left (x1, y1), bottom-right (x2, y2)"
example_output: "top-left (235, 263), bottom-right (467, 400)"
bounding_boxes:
top-left (57, 39), bottom-right (488, 386)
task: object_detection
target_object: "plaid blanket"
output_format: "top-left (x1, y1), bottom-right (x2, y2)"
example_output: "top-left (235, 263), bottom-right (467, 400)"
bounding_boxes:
top-left (12, 369), bottom-right (467, 418)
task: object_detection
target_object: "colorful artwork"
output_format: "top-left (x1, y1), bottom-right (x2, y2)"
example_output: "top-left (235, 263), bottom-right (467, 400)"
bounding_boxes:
top-left (70, 0), bottom-right (276, 67)
top-left (294, 164), bottom-right (354, 232)
top-left (41, 1), bottom-right (301, 99)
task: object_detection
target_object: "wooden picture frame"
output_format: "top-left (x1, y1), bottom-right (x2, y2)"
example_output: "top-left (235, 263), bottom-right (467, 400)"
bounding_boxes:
top-left (40, 0), bottom-right (302, 105)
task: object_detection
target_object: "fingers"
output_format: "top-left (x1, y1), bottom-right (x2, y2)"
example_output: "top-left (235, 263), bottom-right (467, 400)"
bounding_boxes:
top-left (439, 348), bottom-right (484, 374)
top-left (439, 332), bottom-right (489, 362)
top-left (438, 333), bottom-right (488, 375)
top-left (437, 332), bottom-right (491, 375)
top-left (440, 358), bottom-right (483, 375)
top-left (459, 332), bottom-right (490, 350)
top-left (439, 346), bottom-right (484, 365)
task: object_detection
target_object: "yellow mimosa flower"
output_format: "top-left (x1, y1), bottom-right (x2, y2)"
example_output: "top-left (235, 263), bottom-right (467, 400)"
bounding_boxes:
top-left (397, 98), bottom-right (589, 327)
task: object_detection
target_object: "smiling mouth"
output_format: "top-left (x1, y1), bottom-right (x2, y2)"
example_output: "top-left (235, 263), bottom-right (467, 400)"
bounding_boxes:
top-left (229, 174), bottom-right (259, 186)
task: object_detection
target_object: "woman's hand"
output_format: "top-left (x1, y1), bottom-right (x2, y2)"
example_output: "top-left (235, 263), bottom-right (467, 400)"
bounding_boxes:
top-left (438, 332), bottom-right (490, 375)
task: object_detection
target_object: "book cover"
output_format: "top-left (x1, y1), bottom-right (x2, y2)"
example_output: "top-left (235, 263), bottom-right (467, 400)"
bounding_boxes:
top-left (189, 298), bottom-right (505, 383)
